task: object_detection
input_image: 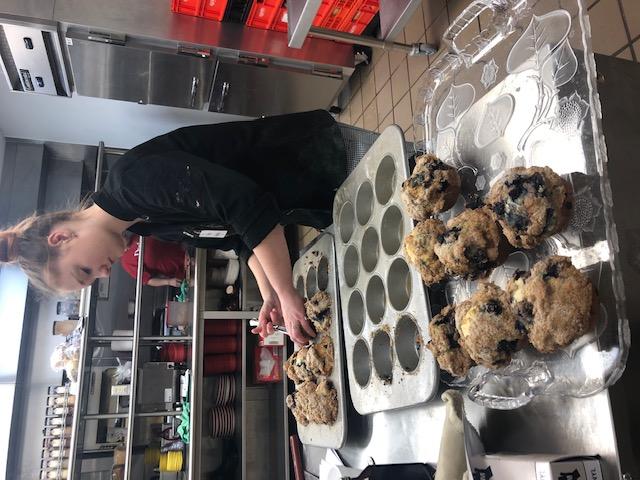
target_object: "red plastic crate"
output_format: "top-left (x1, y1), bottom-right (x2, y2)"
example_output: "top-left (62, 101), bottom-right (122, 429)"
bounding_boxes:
top-left (171, 0), bottom-right (204, 17)
top-left (340, 0), bottom-right (378, 35)
top-left (201, 0), bottom-right (229, 20)
top-left (272, 0), bottom-right (332, 33)
top-left (245, 0), bottom-right (285, 30)
top-left (321, 0), bottom-right (357, 31)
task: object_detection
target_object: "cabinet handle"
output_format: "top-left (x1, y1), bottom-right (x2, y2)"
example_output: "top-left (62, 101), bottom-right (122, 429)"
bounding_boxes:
top-left (189, 76), bottom-right (199, 108)
top-left (215, 81), bottom-right (230, 112)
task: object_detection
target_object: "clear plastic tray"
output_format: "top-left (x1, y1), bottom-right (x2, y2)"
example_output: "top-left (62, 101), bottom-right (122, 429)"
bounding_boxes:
top-left (413, 0), bottom-right (630, 409)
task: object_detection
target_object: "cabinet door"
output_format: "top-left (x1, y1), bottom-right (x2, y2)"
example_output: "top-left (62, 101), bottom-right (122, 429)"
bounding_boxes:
top-left (209, 57), bottom-right (343, 117)
top-left (148, 51), bottom-right (214, 110)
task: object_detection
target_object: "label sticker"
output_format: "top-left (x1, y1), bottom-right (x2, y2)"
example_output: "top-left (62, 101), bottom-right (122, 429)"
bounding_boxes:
top-left (66, 38), bottom-right (73, 46)
top-left (199, 230), bottom-right (227, 238)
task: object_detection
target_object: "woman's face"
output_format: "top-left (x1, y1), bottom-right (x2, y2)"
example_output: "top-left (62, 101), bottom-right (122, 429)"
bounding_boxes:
top-left (46, 225), bottom-right (128, 292)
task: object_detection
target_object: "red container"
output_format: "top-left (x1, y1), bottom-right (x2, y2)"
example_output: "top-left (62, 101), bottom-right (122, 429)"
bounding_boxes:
top-left (171, 0), bottom-right (204, 17)
top-left (339, 0), bottom-right (378, 35)
top-left (245, 0), bottom-right (285, 30)
top-left (201, 0), bottom-right (228, 20)
top-left (320, 0), bottom-right (357, 31)
top-left (272, 0), bottom-right (333, 33)
top-left (161, 343), bottom-right (192, 362)
top-left (204, 354), bottom-right (239, 376)
top-left (204, 336), bottom-right (239, 354)
top-left (204, 320), bottom-right (241, 336)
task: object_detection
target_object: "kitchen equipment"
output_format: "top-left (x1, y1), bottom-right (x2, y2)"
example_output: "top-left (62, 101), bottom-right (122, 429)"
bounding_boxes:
top-left (332, 125), bottom-right (438, 414)
top-left (413, 0), bottom-right (630, 409)
top-left (138, 362), bottom-right (179, 411)
top-left (209, 405), bottom-right (235, 438)
top-left (290, 232), bottom-right (348, 448)
top-left (203, 354), bottom-right (238, 375)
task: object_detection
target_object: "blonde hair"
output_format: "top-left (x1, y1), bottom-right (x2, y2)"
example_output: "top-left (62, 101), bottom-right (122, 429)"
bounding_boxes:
top-left (0, 209), bottom-right (81, 294)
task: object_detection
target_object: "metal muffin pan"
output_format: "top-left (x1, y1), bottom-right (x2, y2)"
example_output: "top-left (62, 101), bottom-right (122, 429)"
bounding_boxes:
top-left (291, 232), bottom-right (347, 448)
top-left (332, 125), bottom-right (439, 415)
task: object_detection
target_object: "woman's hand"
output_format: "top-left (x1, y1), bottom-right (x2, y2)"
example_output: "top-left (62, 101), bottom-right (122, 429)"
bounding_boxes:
top-left (279, 289), bottom-right (315, 345)
top-left (251, 295), bottom-right (284, 338)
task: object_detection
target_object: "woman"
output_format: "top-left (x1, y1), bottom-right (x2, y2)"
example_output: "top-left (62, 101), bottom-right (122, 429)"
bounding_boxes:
top-left (0, 110), bottom-right (348, 345)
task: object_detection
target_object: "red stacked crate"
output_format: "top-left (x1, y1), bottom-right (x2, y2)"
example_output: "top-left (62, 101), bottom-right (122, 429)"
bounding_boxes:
top-left (339, 0), bottom-right (378, 35)
top-left (245, 0), bottom-right (285, 29)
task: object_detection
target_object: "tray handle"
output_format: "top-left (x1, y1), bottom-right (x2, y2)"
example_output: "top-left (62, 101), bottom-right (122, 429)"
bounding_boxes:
top-left (441, 0), bottom-right (524, 66)
top-left (466, 360), bottom-right (553, 410)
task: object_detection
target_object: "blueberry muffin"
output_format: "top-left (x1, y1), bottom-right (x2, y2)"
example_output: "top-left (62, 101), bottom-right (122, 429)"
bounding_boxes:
top-left (284, 334), bottom-right (334, 384)
top-left (427, 305), bottom-right (475, 377)
top-left (401, 154), bottom-right (461, 220)
top-left (433, 208), bottom-right (502, 279)
top-left (286, 379), bottom-right (338, 426)
top-left (507, 256), bottom-right (596, 353)
top-left (305, 290), bottom-right (332, 333)
top-left (486, 166), bottom-right (573, 249)
top-left (455, 282), bottom-right (524, 368)
top-left (404, 219), bottom-right (448, 286)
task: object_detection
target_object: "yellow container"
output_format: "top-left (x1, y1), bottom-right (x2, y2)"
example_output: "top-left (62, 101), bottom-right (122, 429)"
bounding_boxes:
top-left (159, 450), bottom-right (183, 472)
top-left (144, 447), bottom-right (161, 465)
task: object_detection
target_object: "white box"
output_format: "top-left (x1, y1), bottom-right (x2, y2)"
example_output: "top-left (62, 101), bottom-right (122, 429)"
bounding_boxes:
top-left (469, 454), bottom-right (603, 480)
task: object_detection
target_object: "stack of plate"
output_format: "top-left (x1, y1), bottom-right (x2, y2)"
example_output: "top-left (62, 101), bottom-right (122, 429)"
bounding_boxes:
top-left (213, 375), bottom-right (236, 405)
top-left (209, 406), bottom-right (235, 438)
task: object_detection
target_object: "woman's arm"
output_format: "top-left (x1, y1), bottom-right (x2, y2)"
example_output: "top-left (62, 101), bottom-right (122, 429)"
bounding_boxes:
top-left (147, 277), bottom-right (182, 287)
top-left (252, 225), bottom-right (314, 344)
top-left (247, 254), bottom-right (282, 338)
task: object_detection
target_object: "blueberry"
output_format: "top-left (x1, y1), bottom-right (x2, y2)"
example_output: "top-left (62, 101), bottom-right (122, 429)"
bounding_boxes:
top-left (485, 299), bottom-right (503, 315)
top-left (515, 320), bottom-right (527, 333)
top-left (497, 339), bottom-right (519, 353)
top-left (446, 332), bottom-right (460, 349)
top-left (445, 226), bottom-right (462, 242)
top-left (529, 172), bottom-right (546, 196)
top-left (518, 301), bottom-right (534, 319)
top-left (437, 234), bottom-right (445, 244)
top-left (505, 210), bottom-right (530, 231)
top-left (438, 179), bottom-right (450, 192)
top-left (492, 201), bottom-right (506, 216)
top-left (512, 269), bottom-right (530, 281)
top-left (543, 207), bottom-right (555, 231)
top-left (429, 158), bottom-right (447, 171)
top-left (543, 262), bottom-right (560, 280)
top-left (564, 200), bottom-right (572, 209)
top-left (409, 173), bottom-right (427, 188)
top-left (464, 245), bottom-right (489, 269)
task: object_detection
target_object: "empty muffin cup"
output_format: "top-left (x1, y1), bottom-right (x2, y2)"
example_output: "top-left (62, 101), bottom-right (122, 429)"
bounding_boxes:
top-left (380, 205), bottom-right (404, 255)
top-left (348, 290), bottom-right (365, 336)
top-left (356, 181), bottom-right (374, 225)
top-left (317, 256), bottom-right (329, 291)
top-left (343, 245), bottom-right (360, 288)
top-left (387, 258), bottom-right (411, 311)
top-left (339, 201), bottom-right (356, 244)
top-left (395, 315), bottom-right (422, 372)
top-left (306, 267), bottom-right (318, 298)
top-left (365, 275), bottom-right (386, 324)
top-left (375, 155), bottom-right (397, 205)
top-left (361, 227), bottom-right (380, 273)
top-left (353, 339), bottom-right (372, 387)
top-left (372, 330), bottom-right (393, 383)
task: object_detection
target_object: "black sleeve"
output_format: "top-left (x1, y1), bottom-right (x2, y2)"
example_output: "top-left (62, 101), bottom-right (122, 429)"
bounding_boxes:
top-left (115, 151), bottom-right (282, 251)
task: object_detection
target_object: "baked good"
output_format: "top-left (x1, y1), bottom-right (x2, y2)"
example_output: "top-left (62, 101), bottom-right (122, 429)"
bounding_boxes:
top-left (507, 255), bottom-right (596, 353)
top-left (455, 282), bottom-right (524, 368)
top-left (404, 219), bottom-right (448, 285)
top-left (401, 154), bottom-right (461, 220)
top-left (486, 166), bottom-right (573, 249)
top-left (427, 305), bottom-right (475, 377)
top-left (305, 290), bottom-right (332, 333)
top-left (286, 379), bottom-right (338, 426)
top-left (433, 208), bottom-right (502, 279)
top-left (284, 334), bottom-right (334, 384)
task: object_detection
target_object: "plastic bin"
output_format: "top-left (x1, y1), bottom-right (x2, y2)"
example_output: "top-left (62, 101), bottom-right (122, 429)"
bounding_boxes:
top-left (272, 0), bottom-right (334, 33)
top-left (201, 0), bottom-right (229, 20)
top-left (339, 0), bottom-right (378, 35)
top-left (245, 0), bottom-right (285, 29)
top-left (321, 0), bottom-right (357, 31)
top-left (171, 0), bottom-right (204, 16)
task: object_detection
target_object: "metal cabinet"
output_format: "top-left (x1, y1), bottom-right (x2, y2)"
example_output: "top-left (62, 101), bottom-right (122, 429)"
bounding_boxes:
top-left (209, 56), bottom-right (343, 117)
top-left (65, 31), bottom-right (214, 109)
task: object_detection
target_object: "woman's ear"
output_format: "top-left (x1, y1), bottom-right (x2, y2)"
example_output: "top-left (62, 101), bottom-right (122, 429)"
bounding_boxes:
top-left (47, 229), bottom-right (76, 247)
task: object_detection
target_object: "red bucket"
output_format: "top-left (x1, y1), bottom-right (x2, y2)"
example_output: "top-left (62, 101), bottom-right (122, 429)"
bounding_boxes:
top-left (204, 336), bottom-right (239, 354)
top-left (203, 354), bottom-right (238, 376)
top-left (161, 343), bottom-right (192, 362)
top-left (204, 320), bottom-right (241, 336)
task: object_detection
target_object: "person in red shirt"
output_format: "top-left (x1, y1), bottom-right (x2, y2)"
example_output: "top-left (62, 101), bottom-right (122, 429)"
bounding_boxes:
top-left (120, 234), bottom-right (186, 287)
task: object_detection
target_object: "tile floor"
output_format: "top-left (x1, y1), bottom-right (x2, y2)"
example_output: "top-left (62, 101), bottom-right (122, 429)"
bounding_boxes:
top-left (299, 0), bottom-right (640, 250)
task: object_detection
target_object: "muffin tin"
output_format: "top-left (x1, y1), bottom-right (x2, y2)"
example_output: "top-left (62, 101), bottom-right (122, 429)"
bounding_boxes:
top-left (332, 125), bottom-right (439, 415)
top-left (413, 0), bottom-right (630, 408)
top-left (291, 232), bottom-right (347, 448)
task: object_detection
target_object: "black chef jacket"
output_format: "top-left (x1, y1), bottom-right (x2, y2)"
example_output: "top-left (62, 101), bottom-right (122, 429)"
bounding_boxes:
top-left (92, 110), bottom-right (347, 260)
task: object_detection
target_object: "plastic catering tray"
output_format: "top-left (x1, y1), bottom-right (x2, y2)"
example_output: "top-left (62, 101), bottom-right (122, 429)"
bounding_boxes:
top-left (412, 0), bottom-right (630, 409)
